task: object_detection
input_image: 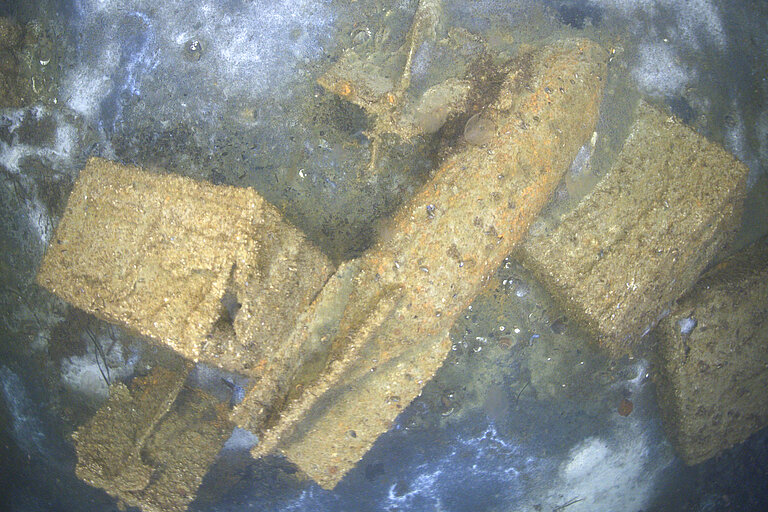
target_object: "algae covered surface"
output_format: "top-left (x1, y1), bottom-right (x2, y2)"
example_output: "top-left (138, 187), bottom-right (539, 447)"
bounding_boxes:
top-left (517, 100), bottom-right (748, 353)
top-left (656, 235), bottom-right (768, 466)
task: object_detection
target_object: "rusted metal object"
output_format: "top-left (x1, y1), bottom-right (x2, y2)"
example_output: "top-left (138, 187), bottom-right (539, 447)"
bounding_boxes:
top-left (37, 37), bottom-right (609, 494)
top-left (236, 38), bottom-right (608, 488)
top-left (318, 0), bottom-right (472, 167)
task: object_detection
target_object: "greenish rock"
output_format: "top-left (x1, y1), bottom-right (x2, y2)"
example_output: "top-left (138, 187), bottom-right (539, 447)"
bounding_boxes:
top-left (0, 18), bottom-right (60, 107)
top-left (0, 17), bottom-right (23, 50)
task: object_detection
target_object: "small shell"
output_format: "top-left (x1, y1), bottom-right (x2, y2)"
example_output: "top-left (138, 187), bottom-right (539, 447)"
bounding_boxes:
top-left (464, 113), bottom-right (496, 146)
top-left (350, 27), bottom-right (371, 46)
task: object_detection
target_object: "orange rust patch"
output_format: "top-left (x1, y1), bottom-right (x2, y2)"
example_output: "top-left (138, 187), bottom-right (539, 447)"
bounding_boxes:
top-left (338, 81), bottom-right (354, 97)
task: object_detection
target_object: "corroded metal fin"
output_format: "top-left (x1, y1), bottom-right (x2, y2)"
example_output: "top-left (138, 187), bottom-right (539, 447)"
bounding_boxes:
top-left (230, 259), bottom-right (363, 434)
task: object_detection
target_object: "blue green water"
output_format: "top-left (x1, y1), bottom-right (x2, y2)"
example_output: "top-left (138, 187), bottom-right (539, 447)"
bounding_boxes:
top-left (2, 1), bottom-right (767, 511)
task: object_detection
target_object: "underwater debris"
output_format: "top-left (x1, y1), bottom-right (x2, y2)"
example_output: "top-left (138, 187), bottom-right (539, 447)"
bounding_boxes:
top-left (463, 112), bottom-right (496, 146)
top-left (85, 325), bottom-right (111, 387)
top-left (553, 496), bottom-right (585, 511)
top-left (617, 398), bottom-right (633, 417)
top-left (656, 235), bottom-right (768, 465)
top-left (241, 37), bottom-right (608, 489)
top-left (36, 157), bottom-right (333, 377)
top-left (73, 364), bottom-right (232, 512)
top-left (221, 377), bottom-right (246, 408)
top-left (37, 35), bottom-right (608, 496)
top-left (317, 0), bottom-right (475, 168)
top-left (517, 101), bottom-right (749, 355)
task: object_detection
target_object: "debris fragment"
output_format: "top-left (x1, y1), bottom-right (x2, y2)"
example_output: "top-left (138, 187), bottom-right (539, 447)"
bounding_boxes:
top-left (243, 37), bottom-right (608, 489)
top-left (36, 157), bottom-right (333, 376)
top-left (656, 235), bottom-right (768, 465)
top-left (618, 398), bottom-right (633, 417)
top-left (73, 365), bottom-right (232, 512)
top-left (517, 101), bottom-right (749, 354)
top-left (36, 35), bottom-right (610, 496)
top-left (318, 0), bottom-right (474, 168)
